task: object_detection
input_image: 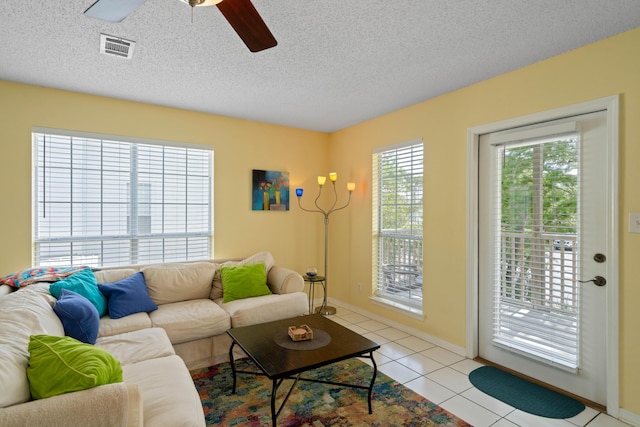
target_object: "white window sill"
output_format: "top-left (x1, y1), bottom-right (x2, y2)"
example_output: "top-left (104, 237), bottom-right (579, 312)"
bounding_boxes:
top-left (369, 296), bottom-right (424, 320)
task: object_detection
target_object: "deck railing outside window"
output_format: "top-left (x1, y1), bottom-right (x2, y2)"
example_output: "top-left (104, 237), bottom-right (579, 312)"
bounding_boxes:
top-left (377, 232), bottom-right (423, 304)
top-left (499, 231), bottom-right (578, 312)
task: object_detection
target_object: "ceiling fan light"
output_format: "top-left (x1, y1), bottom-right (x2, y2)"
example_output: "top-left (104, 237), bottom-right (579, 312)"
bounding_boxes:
top-left (179, 0), bottom-right (222, 7)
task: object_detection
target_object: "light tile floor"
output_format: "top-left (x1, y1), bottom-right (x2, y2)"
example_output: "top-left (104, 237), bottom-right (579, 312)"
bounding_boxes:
top-left (326, 304), bottom-right (631, 427)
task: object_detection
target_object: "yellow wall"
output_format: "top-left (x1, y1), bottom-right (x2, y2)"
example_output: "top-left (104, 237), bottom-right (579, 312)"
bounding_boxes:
top-left (329, 27), bottom-right (640, 415)
top-left (1, 26), bottom-right (638, 416)
top-left (0, 81), bottom-right (330, 274)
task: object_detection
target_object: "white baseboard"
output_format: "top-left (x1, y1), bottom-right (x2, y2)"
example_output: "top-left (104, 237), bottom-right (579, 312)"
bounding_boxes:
top-left (618, 408), bottom-right (640, 427)
top-left (327, 297), bottom-right (467, 357)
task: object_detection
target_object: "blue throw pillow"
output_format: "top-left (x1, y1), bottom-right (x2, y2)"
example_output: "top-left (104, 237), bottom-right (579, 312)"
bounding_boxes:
top-left (98, 272), bottom-right (158, 319)
top-left (53, 288), bottom-right (100, 344)
top-left (49, 267), bottom-right (107, 317)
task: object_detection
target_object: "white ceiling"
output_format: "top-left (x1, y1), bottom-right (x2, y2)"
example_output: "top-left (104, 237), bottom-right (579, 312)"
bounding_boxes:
top-left (2, 1), bottom-right (639, 132)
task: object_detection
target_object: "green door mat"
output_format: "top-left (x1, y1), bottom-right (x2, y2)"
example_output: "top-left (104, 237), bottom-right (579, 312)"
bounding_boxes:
top-left (469, 366), bottom-right (585, 419)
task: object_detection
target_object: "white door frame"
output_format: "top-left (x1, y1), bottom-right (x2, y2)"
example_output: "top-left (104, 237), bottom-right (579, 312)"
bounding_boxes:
top-left (465, 95), bottom-right (619, 416)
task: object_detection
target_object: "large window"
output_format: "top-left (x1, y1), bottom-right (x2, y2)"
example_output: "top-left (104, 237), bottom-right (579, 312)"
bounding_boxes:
top-left (373, 139), bottom-right (423, 310)
top-left (33, 129), bottom-right (213, 267)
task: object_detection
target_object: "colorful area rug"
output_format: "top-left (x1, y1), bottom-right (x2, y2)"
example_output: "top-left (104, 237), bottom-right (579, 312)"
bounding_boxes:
top-left (191, 358), bottom-right (471, 426)
top-left (469, 366), bottom-right (585, 419)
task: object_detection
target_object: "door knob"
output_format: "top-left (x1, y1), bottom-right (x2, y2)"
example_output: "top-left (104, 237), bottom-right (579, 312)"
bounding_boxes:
top-left (593, 253), bottom-right (606, 263)
top-left (579, 276), bottom-right (606, 287)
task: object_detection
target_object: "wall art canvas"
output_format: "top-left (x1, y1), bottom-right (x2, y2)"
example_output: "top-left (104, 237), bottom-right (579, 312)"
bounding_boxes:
top-left (252, 169), bottom-right (290, 211)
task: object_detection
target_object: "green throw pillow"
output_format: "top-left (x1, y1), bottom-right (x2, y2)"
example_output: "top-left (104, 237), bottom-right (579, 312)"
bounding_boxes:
top-left (27, 335), bottom-right (123, 399)
top-left (221, 263), bottom-right (271, 303)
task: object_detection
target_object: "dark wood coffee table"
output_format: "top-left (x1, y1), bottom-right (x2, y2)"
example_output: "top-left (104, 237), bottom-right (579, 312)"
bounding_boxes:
top-left (227, 314), bottom-right (380, 426)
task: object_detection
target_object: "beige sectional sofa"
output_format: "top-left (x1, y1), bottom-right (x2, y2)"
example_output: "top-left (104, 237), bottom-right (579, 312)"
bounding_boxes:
top-left (0, 251), bottom-right (308, 427)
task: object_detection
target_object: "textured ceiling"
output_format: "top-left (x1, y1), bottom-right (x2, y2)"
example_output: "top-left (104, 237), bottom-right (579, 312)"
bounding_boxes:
top-left (1, 1), bottom-right (639, 132)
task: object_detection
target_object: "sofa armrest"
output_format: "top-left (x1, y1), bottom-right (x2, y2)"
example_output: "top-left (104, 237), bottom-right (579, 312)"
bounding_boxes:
top-left (0, 284), bottom-right (13, 297)
top-left (0, 383), bottom-right (143, 427)
top-left (267, 266), bottom-right (304, 294)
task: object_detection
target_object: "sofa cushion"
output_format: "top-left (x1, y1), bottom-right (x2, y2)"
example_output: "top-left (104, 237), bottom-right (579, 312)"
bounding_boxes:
top-left (53, 288), bottom-right (100, 344)
top-left (27, 334), bottom-right (123, 400)
top-left (142, 262), bottom-right (218, 305)
top-left (93, 268), bottom-right (137, 285)
top-left (49, 267), bottom-right (107, 317)
top-left (220, 262), bottom-right (271, 303)
top-left (219, 292), bottom-right (308, 328)
top-left (211, 251), bottom-right (275, 300)
top-left (123, 355), bottom-right (205, 427)
top-left (96, 328), bottom-right (175, 366)
top-left (149, 299), bottom-right (230, 345)
top-left (0, 289), bottom-right (64, 408)
top-left (98, 311), bottom-right (152, 338)
top-left (98, 272), bottom-right (158, 319)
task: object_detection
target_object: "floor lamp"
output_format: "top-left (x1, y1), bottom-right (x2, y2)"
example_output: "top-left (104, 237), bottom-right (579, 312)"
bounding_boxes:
top-left (296, 173), bottom-right (355, 315)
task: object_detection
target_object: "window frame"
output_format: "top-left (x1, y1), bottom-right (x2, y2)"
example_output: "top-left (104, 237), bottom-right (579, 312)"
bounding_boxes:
top-left (32, 128), bottom-right (213, 268)
top-left (372, 139), bottom-right (424, 313)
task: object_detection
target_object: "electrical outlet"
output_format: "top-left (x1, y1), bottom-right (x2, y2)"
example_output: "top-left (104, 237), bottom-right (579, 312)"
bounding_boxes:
top-left (630, 212), bottom-right (640, 233)
top-left (357, 283), bottom-right (362, 292)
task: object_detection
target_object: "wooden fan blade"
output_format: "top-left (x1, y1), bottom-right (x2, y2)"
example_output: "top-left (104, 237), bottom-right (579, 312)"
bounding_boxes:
top-left (216, 0), bottom-right (277, 52)
top-left (84, 0), bottom-right (147, 23)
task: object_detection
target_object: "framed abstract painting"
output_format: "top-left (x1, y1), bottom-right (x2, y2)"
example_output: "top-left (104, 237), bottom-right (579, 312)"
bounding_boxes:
top-left (252, 170), bottom-right (290, 211)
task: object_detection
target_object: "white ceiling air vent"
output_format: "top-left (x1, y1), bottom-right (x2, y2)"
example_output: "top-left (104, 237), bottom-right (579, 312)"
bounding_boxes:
top-left (100, 34), bottom-right (135, 59)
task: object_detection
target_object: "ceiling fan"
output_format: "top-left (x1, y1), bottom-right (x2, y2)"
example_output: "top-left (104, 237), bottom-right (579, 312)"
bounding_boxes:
top-left (84, 0), bottom-right (277, 52)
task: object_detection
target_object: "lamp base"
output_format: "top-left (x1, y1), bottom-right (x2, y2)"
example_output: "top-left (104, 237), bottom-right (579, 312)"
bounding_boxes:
top-left (314, 305), bottom-right (337, 315)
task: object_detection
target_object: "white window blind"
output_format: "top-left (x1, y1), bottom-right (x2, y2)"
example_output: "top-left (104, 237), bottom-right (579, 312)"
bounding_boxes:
top-left (33, 130), bottom-right (213, 268)
top-left (491, 130), bottom-right (580, 370)
top-left (373, 140), bottom-right (423, 308)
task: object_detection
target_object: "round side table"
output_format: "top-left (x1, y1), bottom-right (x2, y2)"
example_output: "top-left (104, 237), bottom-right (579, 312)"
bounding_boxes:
top-left (303, 275), bottom-right (336, 315)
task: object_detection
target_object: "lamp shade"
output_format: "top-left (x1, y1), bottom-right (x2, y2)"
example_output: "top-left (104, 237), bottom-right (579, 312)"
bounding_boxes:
top-left (329, 172), bottom-right (338, 182)
top-left (347, 182), bottom-right (356, 192)
top-left (317, 176), bottom-right (327, 186)
top-left (296, 188), bottom-right (303, 197)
